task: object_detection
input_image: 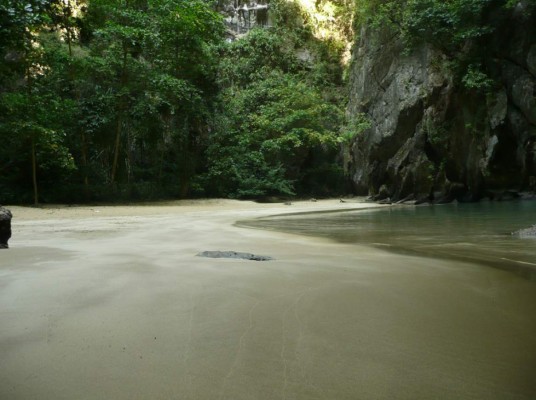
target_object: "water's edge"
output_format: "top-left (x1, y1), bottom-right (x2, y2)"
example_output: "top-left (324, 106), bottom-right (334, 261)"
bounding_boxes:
top-left (237, 202), bottom-right (536, 280)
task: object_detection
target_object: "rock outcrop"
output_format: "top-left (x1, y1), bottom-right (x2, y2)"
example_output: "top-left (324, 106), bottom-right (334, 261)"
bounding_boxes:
top-left (0, 206), bottom-right (12, 249)
top-left (512, 225), bottom-right (536, 238)
top-left (347, 3), bottom-right (536, 203)
top-left (217, 0), bottom-right (271, 38)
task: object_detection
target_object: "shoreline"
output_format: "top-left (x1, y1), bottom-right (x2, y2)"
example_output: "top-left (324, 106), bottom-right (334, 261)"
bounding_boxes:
top-left (5, 198), bottom-right (382, 221)
top-left (1, 199), bottom-right (536, 399)
top-left (238, 200), bottom-right (536, 281)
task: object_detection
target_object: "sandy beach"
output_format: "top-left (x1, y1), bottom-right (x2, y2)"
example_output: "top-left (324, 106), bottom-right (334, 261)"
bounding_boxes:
top-left (1, 199), bottom-right (535, 400)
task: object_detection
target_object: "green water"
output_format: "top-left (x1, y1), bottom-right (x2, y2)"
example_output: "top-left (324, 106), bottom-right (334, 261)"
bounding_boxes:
top-left (242, 200), bottom-right (536, 279)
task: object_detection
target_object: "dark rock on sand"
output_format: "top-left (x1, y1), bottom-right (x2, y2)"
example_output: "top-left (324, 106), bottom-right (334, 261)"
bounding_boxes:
top-left (0, 206), bottom-right (12, 249)
top-left (197, 251), bottom-right (274, 261)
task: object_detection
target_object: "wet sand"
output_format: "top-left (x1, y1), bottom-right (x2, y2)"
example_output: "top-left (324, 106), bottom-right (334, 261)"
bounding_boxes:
top-left (1, 199), bottom-right (535, 399)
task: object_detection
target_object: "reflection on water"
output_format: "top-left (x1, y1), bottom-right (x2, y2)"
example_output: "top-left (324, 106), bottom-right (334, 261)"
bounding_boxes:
top-left (241, 201), bottom-right (536, 279)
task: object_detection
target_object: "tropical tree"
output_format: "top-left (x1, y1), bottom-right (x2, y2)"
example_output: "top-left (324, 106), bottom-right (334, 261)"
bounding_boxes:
top-left (0, 0), bottom-right (78, 204)
top-left (204, 28), bottom-right (345, 198)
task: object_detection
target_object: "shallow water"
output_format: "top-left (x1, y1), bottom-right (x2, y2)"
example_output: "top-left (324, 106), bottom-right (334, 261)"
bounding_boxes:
top-left (240, 200), bottom-right (536, 279)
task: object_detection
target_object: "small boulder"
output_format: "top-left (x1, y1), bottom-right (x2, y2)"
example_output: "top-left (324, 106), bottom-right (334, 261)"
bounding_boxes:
top-left (0, 206), bottom-right (12, 249)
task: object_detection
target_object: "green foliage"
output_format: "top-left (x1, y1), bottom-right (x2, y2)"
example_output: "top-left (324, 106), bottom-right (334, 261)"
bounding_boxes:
top-left (338, 113), bottom-right (372, 144)
top-left (356, 0), bottom-right (496, 53)
top-left (79, 0), bottom-right (225, 194)
top-left (461, 63), bottom-right (495, 91)
top-left (0, 0), bottom-right (53, 48)
top-left (199, 8), bottom-right (350, 199)
top-left (0, 0), bottom-right (350, 203)
top-left (205, 66), bottom-right (344, 198)
top-left (403, 0), bottom-right (493, 53)
top-left (505, 0), bottom-right (536, 8)
top-left (217, 28), bottom-right (300, 88)
top-left (201, 148), bottom-right (296, 198)
top-left (272, 0), bottom-right (354, 48)
top-left (270, 0), bottom-right (304, 30)
top-left (354, 0), bottom-right (535, 93)
top-left (0, 0), bottom-right (228, 203)
top-left (0, 90), bottom-right (76, 203)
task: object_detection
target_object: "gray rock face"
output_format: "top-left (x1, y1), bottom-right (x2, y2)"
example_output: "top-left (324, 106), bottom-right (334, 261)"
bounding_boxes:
top-left (347, 6), bottom-right (536, 202)
top-left (528, 44), bottom-right (536, 77)
top-left (216, 0), bottom-right (271, 37)
top-left (0, 206), bottom-right (12, 249)
top-left (197, 251), bottom-right (273, 261)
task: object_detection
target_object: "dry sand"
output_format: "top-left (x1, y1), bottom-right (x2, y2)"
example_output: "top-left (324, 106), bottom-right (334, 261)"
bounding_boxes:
top-left (1, 199), bottom-right (535, 400)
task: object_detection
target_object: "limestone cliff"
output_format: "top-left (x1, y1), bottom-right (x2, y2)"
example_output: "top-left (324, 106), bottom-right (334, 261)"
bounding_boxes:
top-left (347, 3), bottom-right (536, 203)
top-left (217, 0), bottom-right (271, 38)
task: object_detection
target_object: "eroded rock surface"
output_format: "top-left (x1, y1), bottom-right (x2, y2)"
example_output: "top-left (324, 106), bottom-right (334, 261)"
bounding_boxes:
top-left (347, 5), bottom-right (536, 203)
top-left (512, 225), bottom-right (536, 239)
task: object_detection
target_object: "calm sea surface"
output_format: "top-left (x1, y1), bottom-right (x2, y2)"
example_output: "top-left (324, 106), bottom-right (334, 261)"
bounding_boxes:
top-left (240, 200), bottom-right (536, 279)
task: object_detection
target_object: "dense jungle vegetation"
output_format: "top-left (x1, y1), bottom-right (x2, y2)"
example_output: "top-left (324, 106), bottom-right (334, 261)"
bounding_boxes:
top-left (0, 0), bottom-right (352, 204)
top-left (1, 0), bottom-right (533, 204)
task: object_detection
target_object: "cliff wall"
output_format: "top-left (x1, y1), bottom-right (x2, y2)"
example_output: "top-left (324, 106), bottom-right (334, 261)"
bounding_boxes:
top-left (347, 2), bottom-right (536, 203)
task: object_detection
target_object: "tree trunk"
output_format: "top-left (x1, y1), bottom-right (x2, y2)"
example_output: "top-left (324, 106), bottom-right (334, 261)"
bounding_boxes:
top-left (26, 54), bottom-right (39, 205)
top-left (111, 44), bottom-right (129, 184)
top-left (31, 135), bottom-right (39, 205)
top-left (111, 115), bottom-right (123, 184)
top-left (81, 131), bottom-right (90, 198)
